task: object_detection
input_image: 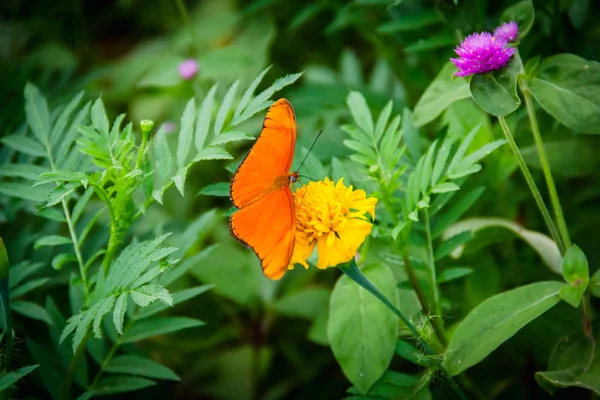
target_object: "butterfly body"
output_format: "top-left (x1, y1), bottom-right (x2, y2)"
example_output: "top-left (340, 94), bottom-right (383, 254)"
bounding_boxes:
top-left (229, 99), bottom-right (298, 280)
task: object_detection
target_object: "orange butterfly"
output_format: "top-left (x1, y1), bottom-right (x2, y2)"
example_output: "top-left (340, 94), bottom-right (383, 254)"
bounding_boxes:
top-left (229, 99), bottom-right (299, 280)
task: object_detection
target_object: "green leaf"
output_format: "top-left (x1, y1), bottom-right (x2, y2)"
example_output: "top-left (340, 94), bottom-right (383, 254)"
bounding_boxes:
top-left (347, 91), bottom-right (374, 136)
top-left (444, 218), bottom-right (563, 274)
top-left (105, 355), bottom-right (179, 380)
top-left (90, 98), bottom-right (109, 135)
top-left (501, 0), bottom-right (535, 39)
top-left (46, 182), bottom-right (80, 207)
top-left (24, 83), bottom-right (51, 145)
top-left (444, 281), bottom-right (566, 375)
top-left (113, 293), bottom-right (127, 334)
top-left (0, 365), bottom-right (39, 391)
top-left (34, 235), bottom-right (72, 249)
top-left (470, 55), bottom-right (522, 117)
top-left (214, 80), bottom-right (239, 135)
top-left (193, 147), bottom-right (233, 162)
top-left (198, 182), bottom-right (230, 197)
top-left (528, 54), bottom-right (600, 133)
top-left (52, 253), bottom-right (76, 270)
top-left (195, 84), bottom-right (218, 151)
top-left (431, 138), bottom-right (452, 185)
top-left (9, 261), bottom-right (44, 288)
top-left (431, 182), bottom-right (460, 193)
top-left (521, 138), bottom-right (600, 177)
top-left (151, 130), bottom-right (172, 204)
top-left (0, 135), bottom-right (46, 157)
top-left (420, 141), bottom-right (437, 195)
top-left (343, 139), bottom-right (377, 161)
top-left (535, 333), bottom-right (600, 395)
top-left (122, 317), bottom-right (204, 343)
top-left (10, 277), bottom-right (50, 299)
top-left (50, 92), bottom-right (84, 148)
top-left (438, 268), bottom-right (474, 284)
top-left (80, 375), bottom-right (156, 398)
top-left (210, 130), bottom-right (254, 146)
top-left (328, 264), bottom-right (398, 393)
top-left (559, 245), bottom-right (589, 307)
top-left (0, 164), bottom-right (46, 181)
top-left (435, 231), bottom-right (474, 260)
top-left (374, 100), bottom-right (393, 142)
top-left (130, 284), bottom-right (172, 308)
top-left (460, 139), bottom-right (506, 167)
top-left (273, 288), bottom-right (330, 319)
top-left (0, 182), bottom-right (49, 202)
top-left (11, 300), bottom-right (51, 323)
top-left (431, 187), bottom-right (485, 237)
top-left (177, 98), bottom-right (196, 168)
top-left (234, 66), bottom-right (271, 120)
top-left (136, 284), bottom-right (214, 320)
top-left (413, 62), bottom-right (470, 127)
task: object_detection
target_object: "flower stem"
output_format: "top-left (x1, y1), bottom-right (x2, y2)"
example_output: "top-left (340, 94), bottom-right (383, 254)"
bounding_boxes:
top-left (60, 332), bottom-right (89, 400)
top-left (338, 260), bottom-right (467, 400)
top-left (496, 117), bottom-right (565, 254)
top-left (519, 82), bottom-right (572, 251)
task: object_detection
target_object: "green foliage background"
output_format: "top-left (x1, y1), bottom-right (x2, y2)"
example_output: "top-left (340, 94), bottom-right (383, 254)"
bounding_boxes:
top-left (1, 0), bottom-right (599, 399)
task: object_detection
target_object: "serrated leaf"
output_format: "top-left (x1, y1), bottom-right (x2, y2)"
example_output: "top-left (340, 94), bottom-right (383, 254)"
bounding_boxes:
top-left (431, 138), bottom-right (452, 185)
top-left (24, 83), bottom-right (51, 146)
top-left (210, 130), bottom-right (254, 146)
top-left (130, 284), bottom-right (172, 308)
top-left (214, 80), bottom-right (239, 135)
top-left (122, 317), bottom-right (204, 343)
top-left (35, 170), bottom-right (88, 186)
top-left (92, 296), bottom-right (116, 338)
top-left (343, 139), bottom-right (377, 161)
top-left (136, 284), bottom-right (214, 319)
top-left (193, 147), bottom-right (233, 161)
top-left (374, 100), bottom-right (393, 142)
top-left (46, 182), bottom-right (80, 207)
top-left (448, 163), bottom-right (482, 179)
top-left (0, 164), bottom-right (46, 181)
top-left (0, 365), bottom-right (39, 391)
top-left (90, 98), bottom-right (109, 135)
top-left (34, 235), bottom-right (72, 249)
top-left (194, 84), bottom-right (218, 151)
top-left (347, 91), bottom-right (374, 136)
top-left (113, 293), bottom-right (128, 334)
top-left (49, 92), bottom-right (84, 148)
top-left (0, 135), bottom-right (46, 157)
top-left (177, 98), bottom-right (196, 168)
top-left (80, 375), bottom-right (156, 398)
top-left (105, 355), bottom-right (179, 380)
top-left (460, 139), bottom-right (506, 166)
top-left (234, 66), bottom-right (271, 120)
top-left (448, 125), bottom-right (481, 173)
top-left (420, 141), bottom-right (437, 195)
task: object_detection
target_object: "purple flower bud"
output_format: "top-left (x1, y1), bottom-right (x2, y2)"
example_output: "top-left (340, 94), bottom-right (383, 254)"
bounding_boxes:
top-left (494, 21), bottom-right (519, 42)
top-left (178, 59), bottom-right (198, 80)
top-left (450, 32), bottom-right (515, 77)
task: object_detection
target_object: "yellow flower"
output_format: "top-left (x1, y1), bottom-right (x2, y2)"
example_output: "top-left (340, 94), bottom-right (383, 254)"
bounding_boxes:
top-left (289, 178), bottom-right (377, 270)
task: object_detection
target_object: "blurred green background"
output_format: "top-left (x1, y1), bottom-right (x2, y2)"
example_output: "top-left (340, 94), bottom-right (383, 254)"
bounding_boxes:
top-left (1, 0), bottom-right (600, 399)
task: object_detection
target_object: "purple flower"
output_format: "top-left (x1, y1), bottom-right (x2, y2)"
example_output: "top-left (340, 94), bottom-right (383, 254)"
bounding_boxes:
top-left (450, 32), bottom-right (515, 77)
top-left (161, 121), bottom-right (175, 134)
top-left (494, 21), bottom-right (519, 42)
top-left (178, 59), bottom-right (198, 80)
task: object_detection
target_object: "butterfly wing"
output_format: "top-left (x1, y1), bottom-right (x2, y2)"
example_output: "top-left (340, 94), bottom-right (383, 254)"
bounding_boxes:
top-left (230, 98), bottom-right (296, 208)
top-left (229, 187), bottom-right (295, 279)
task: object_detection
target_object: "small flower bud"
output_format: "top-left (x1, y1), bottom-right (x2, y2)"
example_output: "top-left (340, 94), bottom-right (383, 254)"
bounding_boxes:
top-left (140, 120), bottom-right (155, 141)
top-left (178, 59), bottom-right (199, 80)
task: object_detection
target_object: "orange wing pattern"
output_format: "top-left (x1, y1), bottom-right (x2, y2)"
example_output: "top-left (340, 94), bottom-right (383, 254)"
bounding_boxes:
top-left (230, 99), bottom-right (296, 208)
top-left (229, 99), bottom-right (298, 280)
top-left (230, 187), bottom-right (295, 279)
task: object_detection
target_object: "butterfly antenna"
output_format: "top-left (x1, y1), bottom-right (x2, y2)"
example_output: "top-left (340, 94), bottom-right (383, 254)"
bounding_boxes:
top-left (296, 130), bottom-right (323, 173)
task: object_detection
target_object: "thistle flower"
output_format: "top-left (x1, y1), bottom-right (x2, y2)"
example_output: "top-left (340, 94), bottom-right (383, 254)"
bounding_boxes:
top-left (494, 21), bottom-right (519, 43)
top-left (289, 178), bottom-right (377, 270)
top-left (450, 32), bottom-right (515, 77)
top-left (178, 59), bottom-right (198, 80)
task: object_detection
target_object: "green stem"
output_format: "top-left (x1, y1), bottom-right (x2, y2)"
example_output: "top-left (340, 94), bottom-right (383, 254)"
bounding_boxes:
top-left (0, 279), bottom-right (12, 375)
top-left (401, 252), bottom-right (447, 348)
top-left (519, 83), bottom-right (572, 251)
top-left (90, 337), bottom-right (120, 389)
top-left (338, 260), bottom-right (467, 400)
top-left (423, 209), bottom-right (447, 347)
top-left (60, 332), bottom-right (89, 400)
top-left (497, 117), bottom-right (565, 254)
